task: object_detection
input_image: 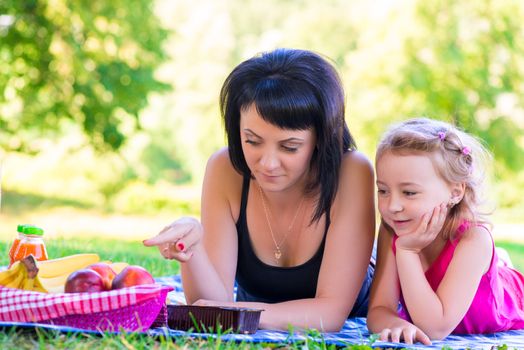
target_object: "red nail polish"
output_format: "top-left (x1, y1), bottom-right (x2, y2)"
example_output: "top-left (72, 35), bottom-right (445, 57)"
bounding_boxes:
top-left (176, 242), bottom-right (185, 251)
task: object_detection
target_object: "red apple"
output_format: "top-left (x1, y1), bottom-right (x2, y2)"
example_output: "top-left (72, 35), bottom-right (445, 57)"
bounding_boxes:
top-left (65, 269), bottom-right (105, 293)
top-left (111, 265), bottom-right (154, 289)
top-left (86, 263), bottom-right (117, 290)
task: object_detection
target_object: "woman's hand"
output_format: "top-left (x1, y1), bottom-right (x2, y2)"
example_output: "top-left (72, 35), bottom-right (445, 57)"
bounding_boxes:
top-left (143, 217), bottom-right (203, 262)
top-left (396, 203), bottom-right (447, 253)
top-left (378, 323), bottom-right (431, 345)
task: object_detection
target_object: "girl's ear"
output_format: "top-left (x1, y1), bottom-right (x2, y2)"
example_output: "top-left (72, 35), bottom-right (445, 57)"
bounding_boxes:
top-left (450, 182), bottom-right (466, 203)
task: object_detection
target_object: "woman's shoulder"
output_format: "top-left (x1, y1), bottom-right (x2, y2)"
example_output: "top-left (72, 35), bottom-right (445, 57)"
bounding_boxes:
top-left (207, 148), bottom-right (241, 176)
top-left (342, 150), bottom-right (373, 169)
top-left (339, 150), bottom-right (374, 182)
top-left (204, 147), bottom-right (244, 194)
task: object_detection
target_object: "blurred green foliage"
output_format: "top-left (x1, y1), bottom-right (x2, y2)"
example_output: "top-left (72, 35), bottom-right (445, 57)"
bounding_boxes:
top-left (0, 0), bottom-right (169, 153)
top-left (1, 0), bottom-right (523, 215)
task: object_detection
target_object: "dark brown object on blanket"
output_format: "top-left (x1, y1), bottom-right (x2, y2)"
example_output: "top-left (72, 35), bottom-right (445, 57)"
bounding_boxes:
top-left (167, 305), bottom-right (262, 334)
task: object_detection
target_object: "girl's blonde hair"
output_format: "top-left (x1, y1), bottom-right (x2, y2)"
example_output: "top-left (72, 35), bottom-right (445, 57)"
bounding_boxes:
top-left (376, 117), bottom-right (492, 240)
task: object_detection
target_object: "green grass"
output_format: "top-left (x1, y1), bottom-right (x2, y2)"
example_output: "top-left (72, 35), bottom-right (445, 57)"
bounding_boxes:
top-left (494, 241), bottom-right (524, 272)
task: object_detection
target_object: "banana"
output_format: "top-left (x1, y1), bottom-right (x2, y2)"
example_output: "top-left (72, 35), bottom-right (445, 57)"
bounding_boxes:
top-left (22, 276), bottom-right (35, 290)
top-left (4, 266), bottom-right (25, 289)
top-left (37, 253), bottom-right (100, 278)
top-left (18, 256), bottom-right (47, 293)
top-left (39, 273), bottom-right (69, 289)
top-left (0, 262), bottom-right (22, 285)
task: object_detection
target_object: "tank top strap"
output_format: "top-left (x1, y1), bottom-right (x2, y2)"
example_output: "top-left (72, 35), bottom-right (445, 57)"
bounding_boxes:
top-left (239, 175), bottom-right (251, 220)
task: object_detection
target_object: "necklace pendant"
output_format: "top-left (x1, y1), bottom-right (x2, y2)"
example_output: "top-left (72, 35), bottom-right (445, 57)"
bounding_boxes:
top-left (274, 249), bottom-right (282, 260)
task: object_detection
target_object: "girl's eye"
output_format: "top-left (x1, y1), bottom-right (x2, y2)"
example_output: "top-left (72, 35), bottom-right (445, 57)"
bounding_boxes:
top-left (404, 191), bottom-right (417, 196)
top-left (245, 139), bottom-right (259, 146)
top-left (377, 189), bottom-right (387, 195)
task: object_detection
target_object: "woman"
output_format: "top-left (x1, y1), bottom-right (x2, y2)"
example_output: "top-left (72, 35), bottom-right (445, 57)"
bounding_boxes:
top-left (144, 48), bottom-right (375, 331)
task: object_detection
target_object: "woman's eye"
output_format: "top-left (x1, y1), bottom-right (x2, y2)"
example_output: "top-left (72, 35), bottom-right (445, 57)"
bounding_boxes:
top-left (282, 145), bottom-right (298, 152)
top-left (377, 189), bottom-right (387, 195)
top-left (404, 191), bottom-right (417, 196)
top-left (245, 139), bottom-right (259, 146)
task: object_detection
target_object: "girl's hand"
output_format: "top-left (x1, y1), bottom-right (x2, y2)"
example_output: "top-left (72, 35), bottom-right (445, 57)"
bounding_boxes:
top-left (143, 217), bottom-right (203, 262)
top-left (396, 203), bottom-right (447, 253)
top-left (379, 323), bottom-right (431, 345)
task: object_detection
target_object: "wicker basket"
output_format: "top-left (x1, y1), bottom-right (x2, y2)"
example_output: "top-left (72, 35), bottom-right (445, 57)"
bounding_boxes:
top-left (41, 288), bottom-right (170, 332)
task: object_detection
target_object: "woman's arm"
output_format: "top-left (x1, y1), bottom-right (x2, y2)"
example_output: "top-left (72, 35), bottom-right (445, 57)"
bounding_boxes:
top-left (260, 151), bottom-right (376, 331)
top-left (197, 151), bottom-right (376, 331)
top-left (397, 225), bottom-right (492, 339)
top-left (180, 148), bottom-right (242, 303)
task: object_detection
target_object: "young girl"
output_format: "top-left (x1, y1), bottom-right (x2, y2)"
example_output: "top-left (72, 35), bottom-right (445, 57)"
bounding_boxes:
top-left (367, 117), bottom-right (524, 345)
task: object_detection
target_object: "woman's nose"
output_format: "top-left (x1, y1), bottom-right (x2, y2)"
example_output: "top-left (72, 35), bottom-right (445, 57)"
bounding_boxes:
top-left (260, 150), bottom-right (280, 170)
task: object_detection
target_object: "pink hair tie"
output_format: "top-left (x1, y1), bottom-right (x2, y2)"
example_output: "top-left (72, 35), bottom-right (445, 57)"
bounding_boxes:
top-left (462, 146), bottom-right (471, 155)
top-left (438, 131), bottom-right (446, 140)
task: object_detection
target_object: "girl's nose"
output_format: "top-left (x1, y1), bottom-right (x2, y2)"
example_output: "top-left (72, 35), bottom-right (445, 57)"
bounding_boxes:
top-left (388, 196), bottom-right (403, 213)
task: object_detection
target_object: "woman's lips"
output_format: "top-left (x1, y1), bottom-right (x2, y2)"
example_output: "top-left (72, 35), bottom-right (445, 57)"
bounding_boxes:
top-left (258, 173), bottom-right (282, 182)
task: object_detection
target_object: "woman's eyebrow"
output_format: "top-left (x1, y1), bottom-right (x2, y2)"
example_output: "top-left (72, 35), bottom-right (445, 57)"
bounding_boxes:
top-left (242, 128), bottom-right (261, 138)
top-left (243, 129), bottom-right (305, 143)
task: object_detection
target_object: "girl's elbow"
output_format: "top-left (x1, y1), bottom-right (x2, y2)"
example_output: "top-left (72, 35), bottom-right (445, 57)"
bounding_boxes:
top-left (422, 326), bottom-right (453, 341)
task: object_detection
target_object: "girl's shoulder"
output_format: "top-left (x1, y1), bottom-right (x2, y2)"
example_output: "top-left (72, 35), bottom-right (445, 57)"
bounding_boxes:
top-left (454, 222), bottom-right (493, 271)
top-left (456, 221), bottom-right (493, 246)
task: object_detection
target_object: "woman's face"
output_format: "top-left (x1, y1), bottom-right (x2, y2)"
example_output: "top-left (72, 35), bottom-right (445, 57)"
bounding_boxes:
top-left (240, 104), bottom-right (317, 193)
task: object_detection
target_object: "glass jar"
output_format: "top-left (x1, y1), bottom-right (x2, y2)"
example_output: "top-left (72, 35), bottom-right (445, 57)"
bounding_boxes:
top-left (8, 224), bottom-right (28, 268)
top-left (12, 225), bottom-right (48, 264)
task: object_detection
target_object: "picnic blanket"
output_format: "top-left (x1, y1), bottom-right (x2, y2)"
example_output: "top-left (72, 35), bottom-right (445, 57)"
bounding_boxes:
top-left (2, 274), bottom-right (524, 349)
top-left (154, 275), bottom-right (524, 349)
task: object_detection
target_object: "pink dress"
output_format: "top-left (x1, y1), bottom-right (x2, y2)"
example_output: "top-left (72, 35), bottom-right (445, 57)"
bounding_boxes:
top-left (393, 222), bottom-right (524, 334)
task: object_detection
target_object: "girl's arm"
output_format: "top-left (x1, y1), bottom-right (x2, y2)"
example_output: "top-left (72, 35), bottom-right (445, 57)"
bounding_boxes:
top-left (367, 225), bottom-right (431, 345)
top-left (198, 151), bottom-right (376, 331)
top-left (396, 225), bottom-right (492, 339)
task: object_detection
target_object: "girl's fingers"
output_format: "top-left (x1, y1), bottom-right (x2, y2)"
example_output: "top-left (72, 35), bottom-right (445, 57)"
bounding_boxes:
top-left (414, 212), bottom-right (430, 236)
top-left (416, 329), bottom-right (432, 345)
top-left (402, 328), bottom-right (416, 345)
top-left (379, 329), bottom-right (391, 342)
top-left (426, 203), bottom-right (447, 236)
top-left (390, 328), bottom-right (402, 343)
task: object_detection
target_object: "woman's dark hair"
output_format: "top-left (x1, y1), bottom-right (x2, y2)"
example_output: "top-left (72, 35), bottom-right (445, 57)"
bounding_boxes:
top-left (220, 48), bottom-right (356, 222)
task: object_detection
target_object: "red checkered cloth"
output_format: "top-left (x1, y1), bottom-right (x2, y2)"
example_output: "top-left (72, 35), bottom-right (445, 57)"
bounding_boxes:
top-left (0, 284), bottom-right (172, 324)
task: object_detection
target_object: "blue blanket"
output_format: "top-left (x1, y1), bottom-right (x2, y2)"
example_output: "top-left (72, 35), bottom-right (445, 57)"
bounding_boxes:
top-left (155, 275), bottom-right (524, 349)
top-left (2, 275), bottom-right (523, 349)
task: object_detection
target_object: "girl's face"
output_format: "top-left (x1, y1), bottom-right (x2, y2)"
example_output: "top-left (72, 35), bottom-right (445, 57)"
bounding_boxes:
top-left (376, 151), bottom-right (455, 236)
top-left (240, 104), bottom-right (317, 193)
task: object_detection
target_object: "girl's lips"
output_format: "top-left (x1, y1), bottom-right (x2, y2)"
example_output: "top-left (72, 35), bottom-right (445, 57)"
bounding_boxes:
top-left (392, 219), bottom-right (411, 227)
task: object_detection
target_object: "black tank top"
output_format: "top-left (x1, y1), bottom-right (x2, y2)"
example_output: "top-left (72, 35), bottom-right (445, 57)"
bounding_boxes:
top-left (235, 176), bottom-right (329, 303)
